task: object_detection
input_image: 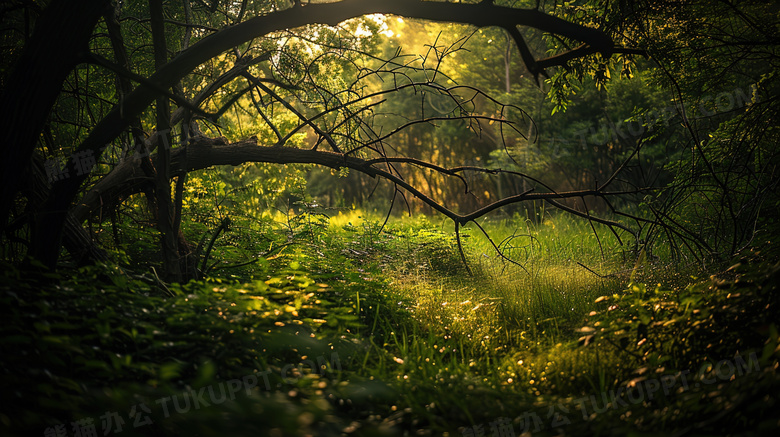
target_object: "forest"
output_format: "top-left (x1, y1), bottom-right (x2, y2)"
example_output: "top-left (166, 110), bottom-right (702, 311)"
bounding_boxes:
top-left (1, 0), bottom-right (779, 435)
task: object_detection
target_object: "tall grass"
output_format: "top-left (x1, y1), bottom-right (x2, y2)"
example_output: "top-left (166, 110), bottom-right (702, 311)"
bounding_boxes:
top-left (300, 211), bottom-right (645, 431)
top-left (262, 206), bottom-right (724, 434)
top-left (382, 213), bottom-right (628, 345)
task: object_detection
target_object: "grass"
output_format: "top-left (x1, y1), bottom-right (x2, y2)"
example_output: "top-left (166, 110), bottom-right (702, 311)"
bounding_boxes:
top-left (313, 209), bottom-right (779, 435)
top-left (382, 213), bottom-right (627, 345)
top-left (355, 213), bottom-right (631, 416)
top-left (2, 207), bottom-right (778, 436)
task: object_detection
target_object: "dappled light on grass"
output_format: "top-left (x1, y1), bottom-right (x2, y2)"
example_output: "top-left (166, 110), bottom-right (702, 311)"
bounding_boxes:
top-left (3, 209), bottom-right (779, 436)
top-left (328, 212), bottom-right (780, 435)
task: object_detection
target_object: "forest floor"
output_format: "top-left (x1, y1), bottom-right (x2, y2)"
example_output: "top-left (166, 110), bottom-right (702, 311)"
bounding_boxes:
top-left (2, 211), bottom-right (779, 436)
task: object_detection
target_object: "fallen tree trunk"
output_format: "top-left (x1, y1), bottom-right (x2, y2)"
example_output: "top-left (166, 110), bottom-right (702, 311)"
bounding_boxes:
top-left (74, 137), bottom-right (637, 235)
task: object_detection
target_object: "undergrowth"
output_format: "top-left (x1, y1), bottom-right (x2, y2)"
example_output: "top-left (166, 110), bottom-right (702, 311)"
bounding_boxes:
top-left (2, 208), bottom-right (779, 436)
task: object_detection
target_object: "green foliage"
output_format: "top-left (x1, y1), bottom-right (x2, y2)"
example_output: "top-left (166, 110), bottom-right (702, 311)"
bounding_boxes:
top-left (586, 255), bottom-right (780, 371)
top-left (569, 254), bottom-right (780, 434)
top-left (0, 258), bottom-right (380, 436)
top-left (4, 209), bottom-right (780, 436)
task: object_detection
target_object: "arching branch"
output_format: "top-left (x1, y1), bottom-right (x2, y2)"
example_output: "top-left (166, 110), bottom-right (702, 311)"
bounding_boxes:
top-left (16, 0), bottom-right (637, 267)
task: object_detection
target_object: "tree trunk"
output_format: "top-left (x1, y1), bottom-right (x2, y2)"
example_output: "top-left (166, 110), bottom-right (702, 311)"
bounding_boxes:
top-left (24, 157), bottom-right (109, 265)
top-left (150, 0), bottom-right (182, 282)
top-left (0, 0), bottom-right (109, 233)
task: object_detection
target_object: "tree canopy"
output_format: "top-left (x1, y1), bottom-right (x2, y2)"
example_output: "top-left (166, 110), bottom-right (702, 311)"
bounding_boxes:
top-left (0, 0), bottom-right (776, 280)
top-left (0, 0), bottom-right (645, 274)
